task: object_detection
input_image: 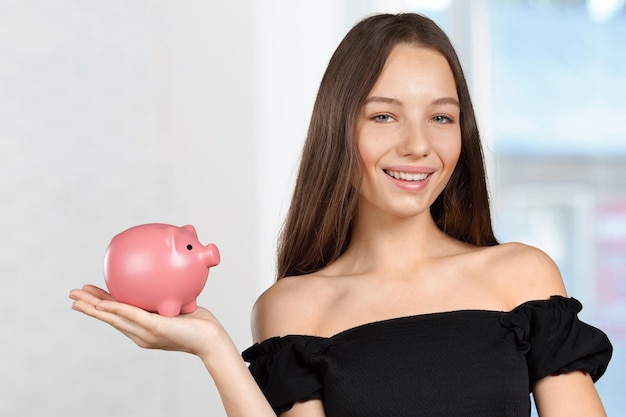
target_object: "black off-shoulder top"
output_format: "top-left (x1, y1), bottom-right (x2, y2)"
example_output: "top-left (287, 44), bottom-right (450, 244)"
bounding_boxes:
top-left (242, 296), bottom-right (612, 417)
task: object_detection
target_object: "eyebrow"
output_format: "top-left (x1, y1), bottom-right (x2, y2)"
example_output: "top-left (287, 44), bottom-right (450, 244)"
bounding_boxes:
top-left (431, 97), bottom-right (460, 107)
top-left (363, 96), bottom-right (403, 105)
top-left (363, 96), bottom-right (460, 107)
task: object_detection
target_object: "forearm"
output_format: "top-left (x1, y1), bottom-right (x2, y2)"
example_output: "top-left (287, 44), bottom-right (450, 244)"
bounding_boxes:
top-left (534, 372), bottom-right (607, 417)
top-left (69, 287), bottom-right (275, 415)
top-left (200, 329), bottom-right (275, 417)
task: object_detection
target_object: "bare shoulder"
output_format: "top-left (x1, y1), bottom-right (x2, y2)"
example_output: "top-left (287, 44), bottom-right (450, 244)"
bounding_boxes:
top-left (251, 274), bottom-right (334, 343)
top-left (477, 242), bottom-right (568, 308)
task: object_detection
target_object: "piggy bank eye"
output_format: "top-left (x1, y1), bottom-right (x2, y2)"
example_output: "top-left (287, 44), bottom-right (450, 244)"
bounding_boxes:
top-left (186, 244), bottom-right (193, 250)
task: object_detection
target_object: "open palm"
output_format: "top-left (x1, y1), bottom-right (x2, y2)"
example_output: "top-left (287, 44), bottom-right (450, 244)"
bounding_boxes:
top-left (69, 284), bottom-right (223, 358)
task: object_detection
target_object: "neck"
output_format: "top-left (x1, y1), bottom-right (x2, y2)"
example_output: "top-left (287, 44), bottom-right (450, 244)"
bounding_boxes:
top-left (338, 207), bottom-right (458, 275)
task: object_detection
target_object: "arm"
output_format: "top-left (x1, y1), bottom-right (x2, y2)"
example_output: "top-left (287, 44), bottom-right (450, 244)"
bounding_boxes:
top-left (70, 285), bottom-right (274, 417)
top-left (497, 244), bottom-right (609, 416)
top-left (533, 372), bottom-right (607, 417)
top-left (281, 400), bottom-right (326, 416)
top-left (251, 279), bottom-right (328, 417)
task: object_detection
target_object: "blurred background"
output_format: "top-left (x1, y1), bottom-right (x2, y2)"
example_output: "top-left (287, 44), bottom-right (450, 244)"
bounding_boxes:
top-left (1, 0), bottom-right (624, 415)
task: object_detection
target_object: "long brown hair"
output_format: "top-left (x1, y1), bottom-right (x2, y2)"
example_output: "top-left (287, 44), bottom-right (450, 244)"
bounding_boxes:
top-left (276, 13), bottom-right (498, 279)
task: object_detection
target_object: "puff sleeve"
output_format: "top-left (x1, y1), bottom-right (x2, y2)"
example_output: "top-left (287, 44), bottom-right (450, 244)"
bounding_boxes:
top-left (242, 335), bottom-right (332, 414)
top-left (500, 296), bottom-right (612, 384)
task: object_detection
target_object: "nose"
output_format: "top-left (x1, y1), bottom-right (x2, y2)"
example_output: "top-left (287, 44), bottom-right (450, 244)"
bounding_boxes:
top-left (399, 120), bottom-right (430, 158)
top-left (202, 243), bottom-right (221, 268)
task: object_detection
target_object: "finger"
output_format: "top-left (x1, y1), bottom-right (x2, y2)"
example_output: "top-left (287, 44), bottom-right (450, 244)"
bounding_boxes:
top-left (96, 302), bottom-right (184, 350)
top-left (82, 284), bottom-right (115, 301)
top-left (69, 288), bottom-right (107, 307)
top-left (71, 291), bottom-right (155, 335)
top-left (71, 298), bottom-right (123, 323)
top-left (72, 298), bottom-right (158, 347)
top-left (94, 299), bottom-right (152, 320)
top-left (99, 301), bottom-right (164, 336)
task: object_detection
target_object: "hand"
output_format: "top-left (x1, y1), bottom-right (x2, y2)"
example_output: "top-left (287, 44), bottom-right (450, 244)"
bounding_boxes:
top-left (70, 286), bottom-right (277, 416)
top-left (69, 285), bottom-right (225, 359)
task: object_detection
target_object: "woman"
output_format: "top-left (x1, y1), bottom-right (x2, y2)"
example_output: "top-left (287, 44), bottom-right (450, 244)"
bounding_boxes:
top-left (70, 13), bottom-right (612, 417)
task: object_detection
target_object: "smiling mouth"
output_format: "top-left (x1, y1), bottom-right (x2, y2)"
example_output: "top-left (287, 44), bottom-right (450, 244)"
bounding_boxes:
top-left (384, 170), bottom-right (430, 181)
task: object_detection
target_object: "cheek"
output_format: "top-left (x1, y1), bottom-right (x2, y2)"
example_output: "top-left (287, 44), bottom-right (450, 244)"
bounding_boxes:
top-left (356, 135), bottom-right (378, 171)
top-left (436, 136), bottom-right (462, 168)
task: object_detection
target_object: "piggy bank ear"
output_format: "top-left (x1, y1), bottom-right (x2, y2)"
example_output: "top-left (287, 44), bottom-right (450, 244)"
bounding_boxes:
top-left (182, 224), bottom-right (198, 238)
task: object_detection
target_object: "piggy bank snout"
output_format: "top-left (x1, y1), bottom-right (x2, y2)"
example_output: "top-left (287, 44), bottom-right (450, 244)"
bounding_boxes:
top-left (202, 243), bottom-right (220, 268)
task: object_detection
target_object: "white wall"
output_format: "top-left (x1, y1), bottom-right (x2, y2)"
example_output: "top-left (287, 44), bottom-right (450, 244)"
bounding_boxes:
top-left (0, 1), bottom-right (362, 416)
top-left (251, 1), bottom-right (354, 292)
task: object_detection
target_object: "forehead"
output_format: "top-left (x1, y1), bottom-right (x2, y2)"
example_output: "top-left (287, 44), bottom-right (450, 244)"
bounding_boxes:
top-left (368, 44), bottom-right (458, 99)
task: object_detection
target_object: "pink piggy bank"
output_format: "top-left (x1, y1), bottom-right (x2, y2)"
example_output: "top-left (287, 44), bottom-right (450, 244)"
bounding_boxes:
top-left (103, 223), bottom-right (220, 317)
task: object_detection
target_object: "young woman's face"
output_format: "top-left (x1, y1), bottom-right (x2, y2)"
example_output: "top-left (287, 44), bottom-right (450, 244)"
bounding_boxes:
top-left (355, 44), bottom-right (461, 220)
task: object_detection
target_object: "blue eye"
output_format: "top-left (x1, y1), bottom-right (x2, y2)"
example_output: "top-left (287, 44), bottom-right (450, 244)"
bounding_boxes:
top-left (373, 114), bottom-right (393, 122)
top-left (432, 115), bottom-right (452, 124)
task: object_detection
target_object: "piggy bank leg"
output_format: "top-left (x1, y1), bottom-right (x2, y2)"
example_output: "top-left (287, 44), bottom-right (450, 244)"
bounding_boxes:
top-left (156, 300), bottom-right (183, 317)
top-left (181, 300), bottom-right (197, 314)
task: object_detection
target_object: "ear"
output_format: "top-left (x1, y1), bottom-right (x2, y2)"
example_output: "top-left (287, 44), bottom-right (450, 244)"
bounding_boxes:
top-left (182, 224), bottom-right (198, 238)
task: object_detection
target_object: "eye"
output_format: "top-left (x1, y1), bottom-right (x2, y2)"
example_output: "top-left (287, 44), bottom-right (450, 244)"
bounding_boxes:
top-left (186, 244), bottom-right (193, 250)
top-left (372, 114), bottom-right (394, 123)
top-left (432, 115), bottom-right (453, 124)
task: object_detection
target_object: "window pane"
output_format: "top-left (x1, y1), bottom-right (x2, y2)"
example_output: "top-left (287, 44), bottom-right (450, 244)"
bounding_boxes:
top-left (490, 1), bottom-right (626, 414)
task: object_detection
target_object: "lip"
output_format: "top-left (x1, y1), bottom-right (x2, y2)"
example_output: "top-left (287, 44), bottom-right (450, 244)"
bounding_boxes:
top-left (384, 165), bottom-right (436, 174)
top-left (383, 166), bottom-right (435, 192)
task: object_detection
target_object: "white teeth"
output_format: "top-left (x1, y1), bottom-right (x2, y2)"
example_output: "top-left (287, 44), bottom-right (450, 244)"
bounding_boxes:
top-left (385, 170), bottom-right (428, 181)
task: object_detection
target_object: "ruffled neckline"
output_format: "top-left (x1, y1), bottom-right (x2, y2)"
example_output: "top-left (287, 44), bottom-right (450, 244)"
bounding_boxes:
top-left (284, 295), bottom-right (580, 341)
top-left (330, 306), bottom-right (501, 340)
top-left (243, 296), bottom-right (584, 361)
